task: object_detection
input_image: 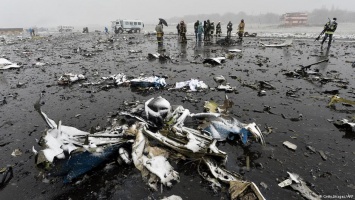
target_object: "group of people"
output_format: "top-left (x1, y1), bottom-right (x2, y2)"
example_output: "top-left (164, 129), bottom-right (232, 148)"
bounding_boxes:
top-left (191, 19), bottom-right (245, 42)
top-left (155, 17), bottom-right (338, 50)
top-left (179, 19), bottom-right (246, 42)
top-left (196, 20), bottom-right (216, 41)
top-left (28, 28), bottom-right (35, 37)
top-left (226, 20), bottom-right (245, 41)
top-left (156, 19), bottom-right (245, 45)
top-left (191, 20), bottom-right (207, 42)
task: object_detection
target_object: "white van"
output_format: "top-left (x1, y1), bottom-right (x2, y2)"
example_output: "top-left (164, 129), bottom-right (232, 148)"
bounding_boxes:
top-left (111, 19), bottom-right (144, 34)
top-left (58, 26), bottom-right (74, 32)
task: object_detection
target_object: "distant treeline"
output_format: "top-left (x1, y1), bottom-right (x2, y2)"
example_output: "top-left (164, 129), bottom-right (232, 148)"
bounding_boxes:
top-left (169, 8), bottom-right (355, 25)
top-left (308, 8), bottom-right (355, 24)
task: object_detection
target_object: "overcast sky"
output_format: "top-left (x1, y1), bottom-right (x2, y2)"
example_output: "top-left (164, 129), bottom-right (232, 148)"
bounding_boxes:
top-left (1, 0), bottom-right (354, 27)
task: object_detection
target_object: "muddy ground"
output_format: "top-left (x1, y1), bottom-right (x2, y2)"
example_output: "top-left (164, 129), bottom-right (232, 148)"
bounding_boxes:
top-left (0, 32), bottom-right (354, 200)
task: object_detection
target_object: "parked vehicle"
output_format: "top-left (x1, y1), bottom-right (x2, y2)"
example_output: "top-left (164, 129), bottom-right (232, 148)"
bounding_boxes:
top-left (58, 26), bottom-right (74, 32)
top-left (111, 19), bottom-right (144, 34)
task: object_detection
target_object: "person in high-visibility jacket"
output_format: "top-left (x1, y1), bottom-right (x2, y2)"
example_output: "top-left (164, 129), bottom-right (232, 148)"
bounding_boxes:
top-left (155, 21), bottom-right (164, 45)
top-left (321, 18), bottom-right (338, 49)
top-left (179, 20), bottom-right (187, 43)
top-left (238, 19), bottom-right (245, 41)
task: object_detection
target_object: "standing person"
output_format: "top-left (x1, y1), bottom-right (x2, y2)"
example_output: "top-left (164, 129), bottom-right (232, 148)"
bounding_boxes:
top-left (210, 21), bottom-right (215, 38)
top-left (194, 20), bottom-right (199, 41)
top-left (197, 21), bottom-right (204, 42)
top-left (176, 23), bottom-right (180, 38)
top-left (29, 28), bottom-right (33, 37)
top-left (105, 27), bottom-right (108, 34)
top-left (155, 21), bottom-right (164, 46)
top-left (114, 26), bottom-right (118, 34)
top-left (205, 19), bottom-right (211, 41)
top-left (238, 19), bottom-right (245, 41)
top-left (203, 21), bottom-right (207, 41)
top-left (227, 21), bottom-right (233, 38)
top-left (179, 20), bottom-right (187, 43)
top-left (321, 18), bottom-right (338, 49)
top-left (216, 21), bottom-right (222, 37)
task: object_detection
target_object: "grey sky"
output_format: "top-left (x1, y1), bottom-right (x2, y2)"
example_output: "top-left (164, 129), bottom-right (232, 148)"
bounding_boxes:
top-left (1, 0), bottom-right (354, 27)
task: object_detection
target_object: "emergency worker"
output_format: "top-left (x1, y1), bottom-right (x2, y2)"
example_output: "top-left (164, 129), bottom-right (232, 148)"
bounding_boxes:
top-left (155, 21), bottom-right (164, 45)
top-left (210, 21), bottom-right (215, 37)
top-left (238, 19), bottom-right (245, 41)
top-left (321, 18), bottom-right (338, 49)
top-left (179, 20), bottom-right (187, 43)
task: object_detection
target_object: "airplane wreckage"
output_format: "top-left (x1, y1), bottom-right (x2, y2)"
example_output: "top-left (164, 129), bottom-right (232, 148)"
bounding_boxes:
top-left (32, 95), bottom-right (326, 199)
top-left (33, 95), bottom-right (269, 199)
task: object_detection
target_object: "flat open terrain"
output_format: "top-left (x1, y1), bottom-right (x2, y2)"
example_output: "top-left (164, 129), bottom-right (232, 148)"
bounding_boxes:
top-left (0, 32), bottom-right (354, 199)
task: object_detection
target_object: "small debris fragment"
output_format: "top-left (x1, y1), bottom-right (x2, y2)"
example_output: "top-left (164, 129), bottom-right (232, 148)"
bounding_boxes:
top-left (260, 39), bottom-right (292, 47)
top-left (306, 146), bottom-right (317, 153)
top-left (58, 73), bottom-right (86, 85)
top-left (161, 195), bottom-right (182, 200)
top-left (278, 172), bottom-right (321, 200)
top-left (0, 166), bottom-right (13, 187)
top-left (318, 150), bottom-right (327, 161)
top-left (260, 182), bottom-right (268, 190)
top-left (203, 57), bottom-right (226, 65)
top-left (283, 141), bottom-right (297, 151)
top-left (229, 180), bottom-right (266, 200)
top-left (328, 95), bottom-right (355, 107)
top-left (11, 149), bottom-right (22, 157)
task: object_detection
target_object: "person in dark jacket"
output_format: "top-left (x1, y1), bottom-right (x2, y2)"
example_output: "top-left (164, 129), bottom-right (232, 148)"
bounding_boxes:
top-left (321, 18), bottom-right (338, 49)
top-left (210, 21), bottom-right (215, 38)
top-left (203, 21), bottom-right (207, 41)
top-left (194, 20), bottom-right (199, 41)
top-left (176, 23), bottom-right (180, 38)
top-left (205, 19), bottom-right (211, 41)
top-left (227, 21), bottom-right (233, 38)
top-left (216, 21), bottom-right (222, 37)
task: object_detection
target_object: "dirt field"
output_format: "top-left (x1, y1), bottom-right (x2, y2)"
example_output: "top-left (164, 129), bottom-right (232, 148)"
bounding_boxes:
top-left (0, 32), bottom-right (354, 199)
